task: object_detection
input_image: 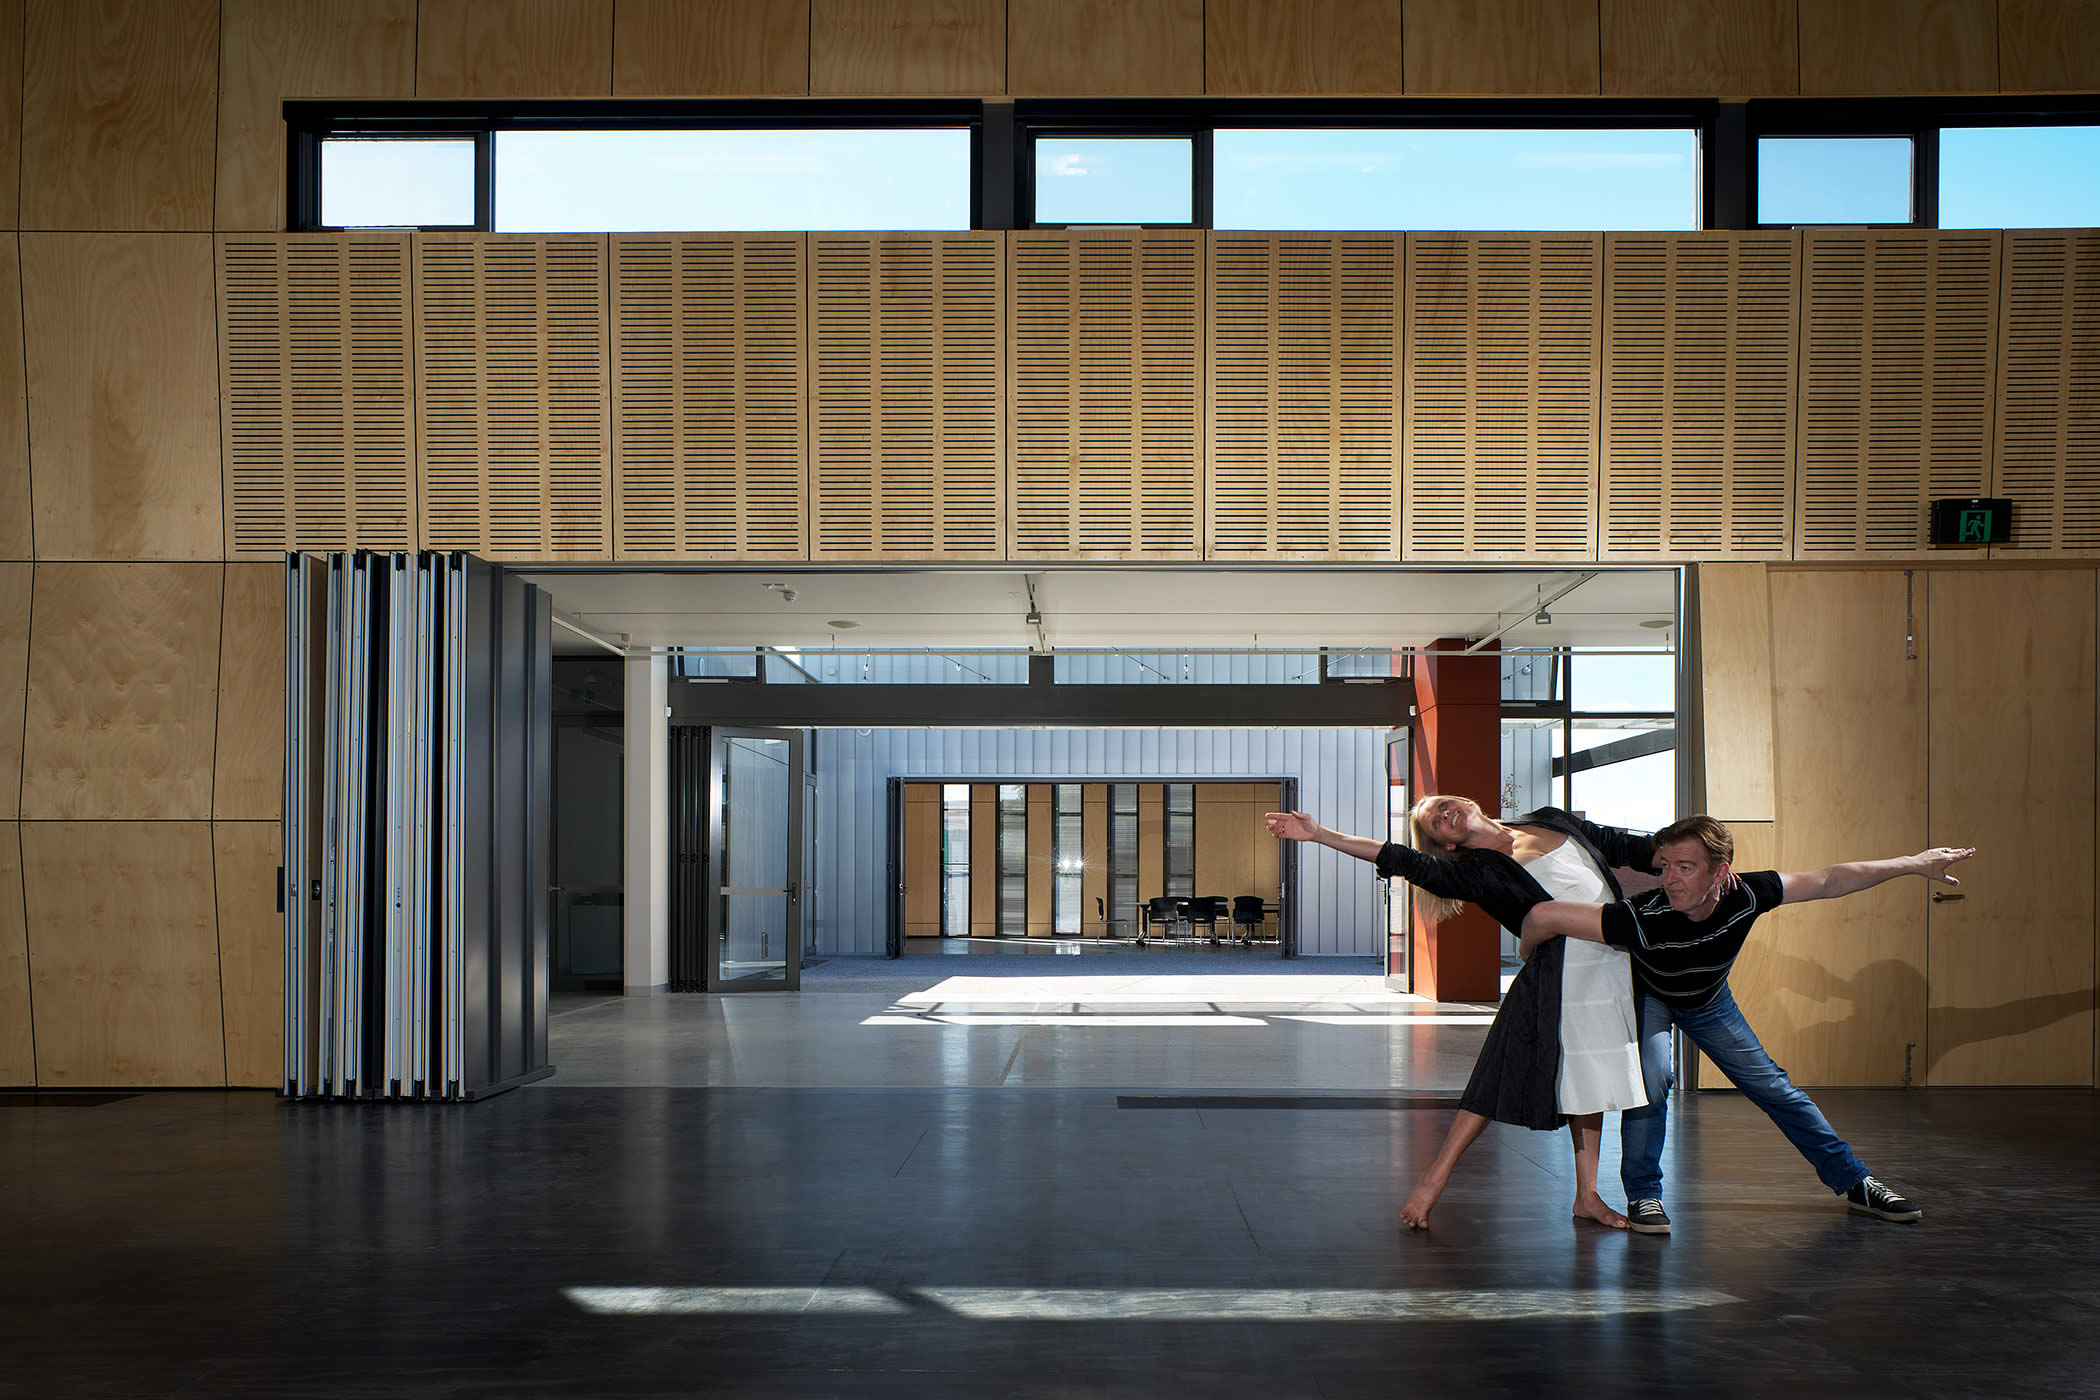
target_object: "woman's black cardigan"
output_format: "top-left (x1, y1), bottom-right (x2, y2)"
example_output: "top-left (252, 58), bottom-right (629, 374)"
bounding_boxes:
top-left (1374, 807), bottom-right (1657, 1130)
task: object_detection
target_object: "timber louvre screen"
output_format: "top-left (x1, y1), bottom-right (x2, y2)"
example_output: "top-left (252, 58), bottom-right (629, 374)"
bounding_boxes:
top-left (283, 551), bottom-right (551, 1101)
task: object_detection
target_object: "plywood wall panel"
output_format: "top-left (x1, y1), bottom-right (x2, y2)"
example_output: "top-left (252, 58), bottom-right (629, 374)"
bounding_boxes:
top-left (1208, 233), bottom-right (1401, 560)
top-left (215, 564), bottom-right (285, 822)
top-left (1601, 232), bottom-right (1796, 560)
top-left (21, 0), bottom-right (218, 230)
top-left (1693, 562), bottom-right (1774, 822)
top-left (808, 234), bottom-right (1004, 561)
top-left (21, 820), bottom-right (225, 1086)
top-left (0, 238), bottom-right (30, 563)
top-left (1796, 231), bottom-right (1999, 558)
top-left (416, 0), bottom-right (613, 97)
top-left (0, 565), bottom-right (25, 820)
top-left (904, 783), bottom-right (939, 937)
top-left (1759, 570), bottom-right (1928, 1086)
top-left (0, 824), bottom-right (29, 1084)
top-left (214, 0), bottom-right (417, 232)
top-left (1926, 570), bottom-right (2095, 1085)
top-left (20, 563), bottom-right (222, 821)
top-left (611, 235), bottom-right (806, 560)
top-left (1799, 0), bottom-right (1996, 94)
top-left (0, 0), bottom-right (23, 231)
top-left (970, 784), bottom-right (995, 934)
top-left (1009, 0), bottom-right (1202, 96)
top-left (1403, 0), bottom-right (1598, 94)
top-left (23, 233), bottom-right (222, 560)
top-left (1992, 230), bottom-right (2100, 557)
top-left (213, 820), bottom-right (283, 1087)
top-left (1999, 0), bottom-right (2100, 91)
top-left (219, 235), bottom-right (417, 556)
top-left (811, 0), bottom-right (1004, 94)
top-left (1011, 231), bottom-right (1203, 560)
top-left (1601, 0), bottom-right (1796, 96)
top-left (614, 0), bottom-right (809, 95)
top-left (1403, 233), bottom-right (1600, 560)
top-left (1025, 783), bottom-right (1051, 935)
top-left (416, 234), bottom-right (612, 561)
top-left (1206, 0), bottom-right (1405, 95)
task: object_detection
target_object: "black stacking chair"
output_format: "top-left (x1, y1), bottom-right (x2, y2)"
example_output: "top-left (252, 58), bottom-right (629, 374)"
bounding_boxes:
top-left (1142, 895), bottom-right (1181, 944)
top-left (1231, 895), bottom-right (1268, 945)
top-left (1184, 895), bottom-right (1225, 943)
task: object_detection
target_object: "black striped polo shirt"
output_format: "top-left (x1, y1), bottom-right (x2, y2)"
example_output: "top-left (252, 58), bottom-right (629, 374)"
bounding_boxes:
top-left (1599, 870), bottom-right (1785, 1010)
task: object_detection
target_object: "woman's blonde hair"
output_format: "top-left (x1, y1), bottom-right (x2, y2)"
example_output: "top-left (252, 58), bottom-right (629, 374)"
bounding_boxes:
top-left (1406, 794), bottom-right (1478, 923)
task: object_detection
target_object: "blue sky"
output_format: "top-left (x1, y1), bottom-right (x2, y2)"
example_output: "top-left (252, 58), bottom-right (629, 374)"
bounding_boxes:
top-left (319, 123), bottom-right (2099, 232)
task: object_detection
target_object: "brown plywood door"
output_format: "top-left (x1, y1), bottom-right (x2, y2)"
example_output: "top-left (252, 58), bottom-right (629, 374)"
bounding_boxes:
top-left (903, 784), bottom-right (941, 940)
top-left (1082, 784), bottom-right (1109, 935)
top-left (1026, 784), bottom-right (1052, 936)
top-left (1926, 570), bottom-right (2097, 1085)
top-left (971, 785), bottom-right (996, 936)
top-left (1757, 569), bottom-right (1927, 1086)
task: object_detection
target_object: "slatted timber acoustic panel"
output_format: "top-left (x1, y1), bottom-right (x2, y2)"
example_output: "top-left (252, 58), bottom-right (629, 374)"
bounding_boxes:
top-left (0, 236), bottom-right (26, 562)
top-left (415, 0), bottom-right (613, 98)
top-left (811, 0), bottom-right (1005, 94)
top-left (1404, 234), bottom-right (1601, 561)
top-left (214, 0), bottom-right (418, 232)
top-left (0, 565), bottom-right (25, 820)
top-left (1992, 231), bottom-right (2100, 556)
top-left (611, 235), bottom-right (806, 560)
top-left (24, 234), bottom-right (223, 561)
top-left (1796, 231), bottom-right (1999, 558)
top-left (218, 235), bottom-right (416, 557)
top-left (613, 0), bottom-right (809, 95)
top-left (1600, 233), bottom-right (1796, 560)
top-left (214, 563), bottom-right (285, 821)
top-left (22, 821), bottom-right (226, 1086)
top-left (416, 234), bottom-right (613, 561)
top-left (21, 0), bottom-right (218, 231)
top-left (0, 823), bottom-right (27, 1084)
top-left (809, 234), bottom-right (1004, 561)
top-left (213, 821), bottom-right (284, 1087)
top-left (20, 563), bottom-right (223, 821)
top-left (1205, 0), bottom-right (1407, 96)
top-left (1799, 0), bottom-right (1998, 95)
top-left (1010, 231), bottom-right (1203, 560)
top-left (1208, 234), bottom-right (1401, 560)
top-left (1403, 0), bottom-right (1598, 95)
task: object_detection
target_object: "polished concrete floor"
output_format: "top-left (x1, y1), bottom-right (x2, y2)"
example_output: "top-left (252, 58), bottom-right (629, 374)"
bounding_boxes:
top-left (4, 983), bottom-right (2098, 1398)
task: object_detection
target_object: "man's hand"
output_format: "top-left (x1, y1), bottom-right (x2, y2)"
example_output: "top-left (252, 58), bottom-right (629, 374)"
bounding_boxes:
top-left (1915, 847), bottom-right (1976, 885)
top-left (1265, 810), bottom-right (1322, 843)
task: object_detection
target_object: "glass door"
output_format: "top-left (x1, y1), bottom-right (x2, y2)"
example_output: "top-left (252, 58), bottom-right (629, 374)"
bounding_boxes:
top-left (707, 727), bottom-right (804, 991)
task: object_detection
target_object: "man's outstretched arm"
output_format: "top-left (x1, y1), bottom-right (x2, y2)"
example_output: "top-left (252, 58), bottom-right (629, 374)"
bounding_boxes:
top-left (1263, 810), bottom-right (1383, 864)
top-left (1778, 847), bottom-right (1975, 904)
top-left (1516, 901), bottom-right (1609, 962)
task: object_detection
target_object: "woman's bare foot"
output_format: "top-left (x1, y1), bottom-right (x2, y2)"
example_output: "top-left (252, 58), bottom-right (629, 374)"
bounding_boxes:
top-left (1400, 1176), bottom-right (1445, 1229)
top-left (1571, 1191), bottom-right (1629, 1229)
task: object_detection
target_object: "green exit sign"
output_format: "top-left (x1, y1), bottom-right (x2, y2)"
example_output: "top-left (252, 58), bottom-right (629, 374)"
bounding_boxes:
top-left (1930, 497), bottom-right (2013, 546)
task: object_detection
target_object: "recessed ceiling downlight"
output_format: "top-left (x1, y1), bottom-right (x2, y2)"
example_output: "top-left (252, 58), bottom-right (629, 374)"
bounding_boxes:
top-left (828, 619), bottom-right (861, 630)
top-left (1639, 618), bottom-right (1673, 629)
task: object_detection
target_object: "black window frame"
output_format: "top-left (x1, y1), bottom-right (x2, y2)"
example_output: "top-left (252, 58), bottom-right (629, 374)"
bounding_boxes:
top-left (287, 98), bottom-right (988, 233)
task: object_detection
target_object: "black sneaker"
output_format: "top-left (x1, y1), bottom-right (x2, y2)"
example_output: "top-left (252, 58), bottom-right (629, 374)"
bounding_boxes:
top-left (1846, 1176), bottom-right (1922, 1222)
top-left (1627, 1198), bottom-right (1671, 1234)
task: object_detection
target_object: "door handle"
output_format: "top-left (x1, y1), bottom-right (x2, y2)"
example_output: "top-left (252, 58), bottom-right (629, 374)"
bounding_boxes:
top-left (1931, 890), bottom-right (1963, 902)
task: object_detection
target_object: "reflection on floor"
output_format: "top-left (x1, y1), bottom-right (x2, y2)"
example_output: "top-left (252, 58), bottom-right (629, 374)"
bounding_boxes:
top-left (7, 1079), bottom-right (2097, 1397)
top-left (902, 934), bottom-right (1286, 959)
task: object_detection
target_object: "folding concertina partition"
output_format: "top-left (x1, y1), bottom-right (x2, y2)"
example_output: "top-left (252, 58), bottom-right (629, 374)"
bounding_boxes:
top-left (282, 552), bottom-right (553, 1101)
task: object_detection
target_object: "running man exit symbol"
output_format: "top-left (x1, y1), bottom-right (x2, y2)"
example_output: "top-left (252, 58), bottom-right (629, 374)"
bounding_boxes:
top-left (1959, 508), bottom-right (1992, 542)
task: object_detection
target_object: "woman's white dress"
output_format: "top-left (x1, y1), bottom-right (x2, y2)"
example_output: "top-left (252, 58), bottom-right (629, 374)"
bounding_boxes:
top-left (1520, 840), bottom-right (1646, 1115)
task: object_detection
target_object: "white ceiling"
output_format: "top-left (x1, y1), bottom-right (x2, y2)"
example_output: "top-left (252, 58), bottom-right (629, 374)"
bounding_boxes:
top-left (518, 565), bottom-right (1681, 655)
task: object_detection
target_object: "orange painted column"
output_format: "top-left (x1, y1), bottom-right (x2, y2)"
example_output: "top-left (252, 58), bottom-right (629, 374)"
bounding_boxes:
top-left (1409, 638), bottom-right (1501, 1003)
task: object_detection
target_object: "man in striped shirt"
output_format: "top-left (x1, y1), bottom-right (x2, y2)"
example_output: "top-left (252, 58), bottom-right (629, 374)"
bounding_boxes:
top-left (1519, 814), bottom-right (1974, 1235)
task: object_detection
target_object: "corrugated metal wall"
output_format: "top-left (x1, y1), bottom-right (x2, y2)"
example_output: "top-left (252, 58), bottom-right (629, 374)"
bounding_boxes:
top-left (810, 726), bottom-right (1388, 958)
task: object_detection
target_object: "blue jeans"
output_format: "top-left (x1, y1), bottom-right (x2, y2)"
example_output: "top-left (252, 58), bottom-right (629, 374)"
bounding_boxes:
top-left (1620, 985), bottom-right (1869, 1200)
